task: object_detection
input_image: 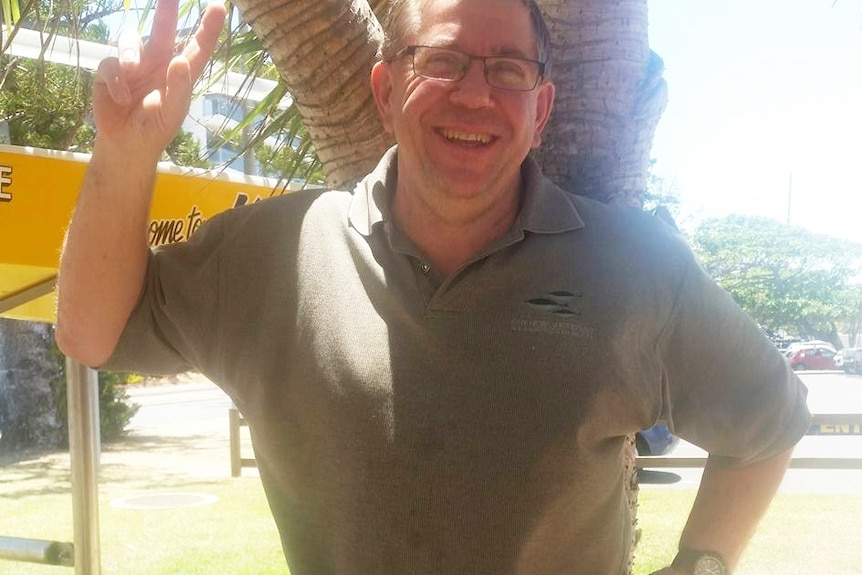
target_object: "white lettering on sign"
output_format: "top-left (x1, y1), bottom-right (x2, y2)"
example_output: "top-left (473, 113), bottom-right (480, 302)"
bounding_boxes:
top-left (0, 165), bottom-right (11, 202)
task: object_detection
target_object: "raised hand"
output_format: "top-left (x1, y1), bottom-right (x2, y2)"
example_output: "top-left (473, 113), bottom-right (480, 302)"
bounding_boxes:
top-left (92, 0), bottom-right (227, 161)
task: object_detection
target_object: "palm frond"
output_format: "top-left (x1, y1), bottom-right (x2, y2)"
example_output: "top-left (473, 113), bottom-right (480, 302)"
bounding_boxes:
top-left (193, 0), bottom-right (321, 186)
top-left (1, 0), bottom-right (22, 30)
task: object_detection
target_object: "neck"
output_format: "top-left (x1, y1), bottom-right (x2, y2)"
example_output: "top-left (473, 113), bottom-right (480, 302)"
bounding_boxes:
top-left (392, 182), bottom-right (521, 276)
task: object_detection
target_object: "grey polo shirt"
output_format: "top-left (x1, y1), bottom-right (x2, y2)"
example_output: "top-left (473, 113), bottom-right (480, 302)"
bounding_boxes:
top-left (106, 147), bottom-right (810, 575)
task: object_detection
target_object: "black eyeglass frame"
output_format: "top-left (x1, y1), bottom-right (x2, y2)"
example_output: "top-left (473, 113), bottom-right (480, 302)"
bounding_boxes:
top-left (394, 45), bottom-right (547, 92)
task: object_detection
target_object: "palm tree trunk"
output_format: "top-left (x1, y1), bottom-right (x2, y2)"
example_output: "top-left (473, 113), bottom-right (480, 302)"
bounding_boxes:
top-left (535, 0), bottom-right (666, 206)
top-left (232, 0), bottom-right (393, 188)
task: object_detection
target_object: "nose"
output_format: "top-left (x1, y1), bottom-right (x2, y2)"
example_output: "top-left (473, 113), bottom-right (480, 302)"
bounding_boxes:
top-left (449, 59), bottom-right (493, 108)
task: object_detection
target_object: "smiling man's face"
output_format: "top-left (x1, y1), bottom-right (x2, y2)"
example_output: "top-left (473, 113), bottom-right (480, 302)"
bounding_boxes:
top-left (372, 0), bottom-right (555, 219)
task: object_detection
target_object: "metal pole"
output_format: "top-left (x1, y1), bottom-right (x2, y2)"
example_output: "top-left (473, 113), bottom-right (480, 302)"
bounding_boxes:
top-left (0, 536), bottom-right (74, 566)
top-left (66, 359), bottom-right (101, 575)
top-left (229, 407), bottom-right (241, 477)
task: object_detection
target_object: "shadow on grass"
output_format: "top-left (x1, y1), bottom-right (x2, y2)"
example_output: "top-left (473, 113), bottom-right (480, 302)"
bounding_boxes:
top-left (107, 431), bottom-right (222, 453)
top-left (0, 447), bottom-right (74, 498)
top-left (0, 432), bottom-right (232, 499)
top-left (637, 469), bottom-right (682, 484)
top-left (0, 446), bottom-right (64, 467)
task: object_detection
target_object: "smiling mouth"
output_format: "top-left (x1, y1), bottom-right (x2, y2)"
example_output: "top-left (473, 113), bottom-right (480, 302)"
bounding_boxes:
top-left (439, 128), bottom-right (493, 145)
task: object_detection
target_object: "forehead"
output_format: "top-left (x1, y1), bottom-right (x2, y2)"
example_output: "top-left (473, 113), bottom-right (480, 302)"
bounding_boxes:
top-left (412, 0), bottom-right (537, 58)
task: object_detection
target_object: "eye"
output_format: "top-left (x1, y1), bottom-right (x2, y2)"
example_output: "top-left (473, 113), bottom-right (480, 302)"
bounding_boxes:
top-left (418, 48), bottom-right (465, 78)
top-left (486, 59), bottom-right (530, 87)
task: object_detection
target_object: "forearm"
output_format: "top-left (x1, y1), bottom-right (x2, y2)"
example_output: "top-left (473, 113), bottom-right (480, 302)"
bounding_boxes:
top-left (55, 0), bottom-right (225, 368)
top-left (677, 447), bottom-right (794, 570)
top-left (56, 142), bottom-right (159, 367)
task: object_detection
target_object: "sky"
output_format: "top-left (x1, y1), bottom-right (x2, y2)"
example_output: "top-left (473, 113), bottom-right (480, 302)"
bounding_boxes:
top-left (647, 1), bottom-right (862, 243)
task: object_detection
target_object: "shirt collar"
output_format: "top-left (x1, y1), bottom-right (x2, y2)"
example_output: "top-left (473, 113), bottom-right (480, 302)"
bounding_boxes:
top-left (348, 147), bottom-right (397, 237)
top-left (348, 146), bottom-right (585, 237)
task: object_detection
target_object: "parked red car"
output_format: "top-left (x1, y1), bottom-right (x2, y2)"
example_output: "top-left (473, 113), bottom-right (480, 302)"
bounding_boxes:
top-left (788, 346), bottom-right (837, 370)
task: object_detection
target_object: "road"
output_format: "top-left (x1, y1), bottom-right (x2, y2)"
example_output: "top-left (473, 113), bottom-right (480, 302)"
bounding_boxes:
top-left (125, 375), bottom-right (233, 435)
top-left (125, 371), bottom-right (862, 494)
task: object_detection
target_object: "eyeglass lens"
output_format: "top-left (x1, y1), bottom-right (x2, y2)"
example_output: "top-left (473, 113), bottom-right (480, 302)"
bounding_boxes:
top-left (411, 46), bottom-right (541, 91)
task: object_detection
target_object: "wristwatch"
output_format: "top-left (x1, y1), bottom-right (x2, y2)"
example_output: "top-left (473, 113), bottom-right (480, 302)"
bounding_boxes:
top-left (671, 549), bottom-right (728, 575)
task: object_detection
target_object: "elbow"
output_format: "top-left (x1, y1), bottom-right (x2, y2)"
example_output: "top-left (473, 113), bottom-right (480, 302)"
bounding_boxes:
top-left (55, 311), bottom-right (117, 369)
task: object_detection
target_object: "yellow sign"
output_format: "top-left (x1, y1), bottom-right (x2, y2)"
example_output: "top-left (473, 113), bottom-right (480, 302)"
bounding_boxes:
top-left (0, 144), bottom-right (297, 323)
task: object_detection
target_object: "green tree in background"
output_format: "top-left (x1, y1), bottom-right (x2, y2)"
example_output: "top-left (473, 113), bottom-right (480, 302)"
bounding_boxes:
top-left (835, 285), bottom-right (862, 347)
top-left (0, 0), bottom-right (118, 148)
top-left (165, 128), bottom-right (211, 169)
top-left (0, 56), bottom-right (96, 150)
top-left (692, 214), bottom-right (862, 345)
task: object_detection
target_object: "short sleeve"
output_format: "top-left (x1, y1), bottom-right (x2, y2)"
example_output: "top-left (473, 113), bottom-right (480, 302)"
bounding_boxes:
top-left (100, 213), bottom-right (227, 376)
top-left (658, 256), bottom-right (811, 465)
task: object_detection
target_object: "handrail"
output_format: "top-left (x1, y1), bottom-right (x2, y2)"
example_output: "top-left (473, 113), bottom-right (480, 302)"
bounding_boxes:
top-left (229, 407), bottom-right (257, 477)
top-left (0, 536), bottom-right (74, 566)
top-left (0, 276), bottom-right (56, 315)
top-left (637, 413), bottom-right (862, 469)
top-left (227, 410), bottom-right (862, 473)
top-left (637, 456), bottom-right (862, 469)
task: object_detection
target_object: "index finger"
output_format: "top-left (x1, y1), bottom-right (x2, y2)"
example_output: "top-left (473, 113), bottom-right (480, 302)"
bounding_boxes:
top-left (144, 0), bottom-right (181, 63)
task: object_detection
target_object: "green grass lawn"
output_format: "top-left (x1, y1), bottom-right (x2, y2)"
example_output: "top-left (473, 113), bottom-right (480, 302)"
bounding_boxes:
top-left (635, 488), bottom-right (862, 575)
top-left (0, 474), bottom-right (286, 575)
top-left (2, 448), bottom-right (861, 574)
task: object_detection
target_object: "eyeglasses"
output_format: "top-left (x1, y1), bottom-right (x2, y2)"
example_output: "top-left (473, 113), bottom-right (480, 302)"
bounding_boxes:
top-left (395, 45), bottom-right (546, 92)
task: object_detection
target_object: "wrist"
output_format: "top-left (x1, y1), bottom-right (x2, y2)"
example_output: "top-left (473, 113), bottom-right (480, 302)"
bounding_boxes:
top-left (82, 142), bottom-right (160, 215)
top-left (672, 548), bottom-right (729, 575)
top-left (93, 137), bottom-right (160, 167)
top-left (90, 139), bottom-right (161, 184)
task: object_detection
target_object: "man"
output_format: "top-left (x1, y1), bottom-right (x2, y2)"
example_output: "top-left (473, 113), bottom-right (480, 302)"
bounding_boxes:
top-left (57, 0), bottom-right (811, 573)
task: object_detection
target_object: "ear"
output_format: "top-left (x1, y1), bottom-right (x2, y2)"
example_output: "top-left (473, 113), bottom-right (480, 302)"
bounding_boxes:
top-left (531, 81), bottom-right (556, 149)
top-left (371, 61), bottom-right (396, 134)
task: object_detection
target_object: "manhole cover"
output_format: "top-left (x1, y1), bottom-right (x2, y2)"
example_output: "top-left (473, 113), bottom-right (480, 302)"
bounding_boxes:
top-left (111, 492), bottom-right (219, 510)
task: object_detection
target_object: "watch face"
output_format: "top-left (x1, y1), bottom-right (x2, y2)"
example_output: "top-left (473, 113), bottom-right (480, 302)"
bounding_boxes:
top-left (693, 555), bottom-right (726, 575)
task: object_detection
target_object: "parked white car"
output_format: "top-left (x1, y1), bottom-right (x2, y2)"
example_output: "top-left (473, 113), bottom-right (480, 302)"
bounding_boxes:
top-left (834, 348), bottom-right (862, 374)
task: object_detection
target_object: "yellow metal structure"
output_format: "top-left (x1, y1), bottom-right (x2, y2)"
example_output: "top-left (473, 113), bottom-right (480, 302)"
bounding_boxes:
top-left (0, 144), bottom-right (294, 323)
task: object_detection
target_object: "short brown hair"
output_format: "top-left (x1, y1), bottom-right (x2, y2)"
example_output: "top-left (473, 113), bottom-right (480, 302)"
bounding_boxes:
top-left (380, 0), bottom-right (553, 79)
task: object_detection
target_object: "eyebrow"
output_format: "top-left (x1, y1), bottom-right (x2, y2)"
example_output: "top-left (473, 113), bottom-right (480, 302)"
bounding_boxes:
top-left (423, 42), bottom-right (534, 60)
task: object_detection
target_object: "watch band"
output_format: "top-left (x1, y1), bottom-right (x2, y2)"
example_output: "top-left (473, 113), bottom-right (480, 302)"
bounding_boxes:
top-left (672, 548), bottom-right (728, 575)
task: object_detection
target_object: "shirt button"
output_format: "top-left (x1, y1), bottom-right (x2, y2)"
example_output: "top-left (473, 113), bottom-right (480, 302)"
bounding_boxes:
top-left (419, 262), bottom-right (431, 275)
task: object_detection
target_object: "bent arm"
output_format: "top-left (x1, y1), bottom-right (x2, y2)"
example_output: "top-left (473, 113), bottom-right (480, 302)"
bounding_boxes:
top-left (679, 447), bottom-right (792, 567)
top-left (56, 147), bottom-right (158, 367)
top-left (55, 0), bottom-right (226, 366)
top-left (652, 447), bottom-right (794, 574)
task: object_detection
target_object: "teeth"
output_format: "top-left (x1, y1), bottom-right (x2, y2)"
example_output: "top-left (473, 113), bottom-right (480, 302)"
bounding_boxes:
top-left (441, 129), bottom-right (491, 144)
